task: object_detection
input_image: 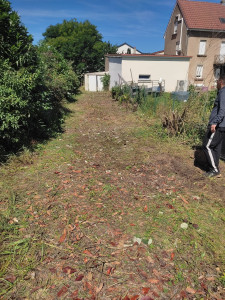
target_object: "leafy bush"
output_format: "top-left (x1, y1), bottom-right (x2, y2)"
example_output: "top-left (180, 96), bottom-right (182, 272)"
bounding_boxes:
top-left (110, 83), bottom-right (217, 145)
top-left (0, 60), bottom-right (56, 152)
top-left (134, 86), bottom-right (147, 105)
top-left (111, 85), bottom-right (132, 102)
top-left (0, 1), bottom-right (80, 159)
top-left (101, 73), bottom-right (110, 91)
top-left (0, 60), bottom-right (36, 148)
top-left (111, 86), bottom-right (122, 100)
top-left (38, 44), bottom-right (80, 101)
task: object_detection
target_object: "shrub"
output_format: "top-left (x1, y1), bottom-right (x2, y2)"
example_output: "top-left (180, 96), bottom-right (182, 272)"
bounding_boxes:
top-left (0, 47), bottom-right (80, 158)
top-left (0, 60), bottom-right (37, 149)
top-left (134, 86), bottom-right (147, 105)
top-left (0, 0), bottom-right (80, 159)
top-left (101, 73), bottom-right (110, 91)
top-left (38, 44), bottom-right (80, 101)
top-left (110, 83), bottom-right (217, 145)
top-left (111, 86), bottom-right (123, 100)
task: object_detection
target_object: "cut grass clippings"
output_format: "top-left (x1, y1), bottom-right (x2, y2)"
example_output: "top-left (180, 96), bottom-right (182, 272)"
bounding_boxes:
top-left (0, 91), bottom-right (224, 299)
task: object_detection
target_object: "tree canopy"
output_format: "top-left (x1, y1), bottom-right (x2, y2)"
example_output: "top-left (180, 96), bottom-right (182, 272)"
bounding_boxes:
top-left (0, 0), bottom-right (37, 69)
top-left (43, 19), bottom-right (117, 78)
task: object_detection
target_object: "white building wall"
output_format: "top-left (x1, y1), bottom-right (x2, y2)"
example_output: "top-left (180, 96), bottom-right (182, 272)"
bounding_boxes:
top-left (108, 57), bottom-right (122, 89)
top-left (84, 72), bottom-right (108, 91)
top-left (88, 75), bottom-right (97, 91)
top-left (97, 76), bottom-right (103, 91)
top-left (117, 44), bottom-right (141, 54)
top-left (121, 56), bottom-right (190, 92)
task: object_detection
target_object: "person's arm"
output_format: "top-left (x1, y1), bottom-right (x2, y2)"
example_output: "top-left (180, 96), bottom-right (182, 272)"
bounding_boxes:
top-left (210, 88), bottom-right (225, 132)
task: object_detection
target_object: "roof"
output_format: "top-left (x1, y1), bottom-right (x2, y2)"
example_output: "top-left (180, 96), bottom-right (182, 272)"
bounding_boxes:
top-left (177, 0), bottom-right (225, 31)
top-left (106, 53), bottom-right (191, 58)
top-left (85, 71), bottom-right (109, 76)
top-left (117, 42), bottom-right (142, 53)
top-left (145, 50), bottom-right (164, 55)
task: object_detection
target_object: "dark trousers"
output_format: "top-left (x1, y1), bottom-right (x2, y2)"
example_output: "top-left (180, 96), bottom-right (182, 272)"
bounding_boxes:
top-left (202, 127), bottom-right (225, 172)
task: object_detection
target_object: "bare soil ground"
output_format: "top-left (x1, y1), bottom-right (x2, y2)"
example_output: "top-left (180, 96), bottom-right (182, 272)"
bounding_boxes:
top-left (0, 92), bottom-right (225, 299)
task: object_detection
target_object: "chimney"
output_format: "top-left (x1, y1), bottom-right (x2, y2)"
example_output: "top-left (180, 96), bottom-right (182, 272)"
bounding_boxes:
top-left (221, 0), bottom-right (225, 5)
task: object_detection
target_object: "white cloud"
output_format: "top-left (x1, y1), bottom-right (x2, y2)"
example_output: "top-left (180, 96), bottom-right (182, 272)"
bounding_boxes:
top-left (18, 8), bottom-right (156, 22)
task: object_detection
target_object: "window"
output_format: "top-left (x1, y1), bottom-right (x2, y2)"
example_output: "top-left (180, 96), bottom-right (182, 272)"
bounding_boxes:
top-left (196, 65), bottom-right (203, 78)
top-left (174, 18), bottom-right (178, 34)
top-left (176, 41), bottom-right (180, 55)
top-left (138, 74), bottom-right (151, 81)
top-left (220, 41), bottom-right (225, 55)
top-left (198, 40), bottom-right (206, 55)
top-left (220, 18), bottom-right (225, 24)
top-left (127, 48), bottom-right (131, 54)
top-left (215, 68), bottom-right (221, 80)
top-left (173, 15), bottom-right (180, 34)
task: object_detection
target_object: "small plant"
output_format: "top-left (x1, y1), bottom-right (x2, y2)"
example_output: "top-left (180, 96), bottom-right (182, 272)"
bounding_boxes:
top-left (134, 86), bottom-right (147, 105)
top-left (162, 108), bottom-right (187, 136)
top-left (220, 271), bottom-right (225, 287)
top-left (111, 86), bottom-right (122, 100)
top-left (101, 73), bottom-right (110, 91)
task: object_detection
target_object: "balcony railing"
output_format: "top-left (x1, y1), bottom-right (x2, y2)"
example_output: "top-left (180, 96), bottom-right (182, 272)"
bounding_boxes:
top-left (214, 55), bottom-right (225, 64)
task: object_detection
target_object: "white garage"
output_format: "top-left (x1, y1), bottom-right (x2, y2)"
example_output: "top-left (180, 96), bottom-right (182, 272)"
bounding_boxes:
top-left (84, 71), bottom-right (109, 92)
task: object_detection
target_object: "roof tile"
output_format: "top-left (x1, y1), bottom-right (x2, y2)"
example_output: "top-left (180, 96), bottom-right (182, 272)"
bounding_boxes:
top-left (178, 0), bottom-right (225, 31)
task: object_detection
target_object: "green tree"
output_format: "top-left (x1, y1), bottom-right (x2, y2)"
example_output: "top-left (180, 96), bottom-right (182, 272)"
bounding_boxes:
top-left (0, 0), bottom-right (37, 69)
top-left (0, 1), bottom-right (80, 158)
top-left (38, 43), bottom-right (80, 101)
top-left (43, 19), bottom-right (117, 79)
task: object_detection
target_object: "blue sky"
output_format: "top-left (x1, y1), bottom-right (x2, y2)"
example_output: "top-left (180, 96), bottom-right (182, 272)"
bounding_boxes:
top-left (10, 0), bottom-right (220, 53)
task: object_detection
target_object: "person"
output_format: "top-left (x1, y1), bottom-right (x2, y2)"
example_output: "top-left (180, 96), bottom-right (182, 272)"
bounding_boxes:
top-left (202, 74), bottom-right (225, 177)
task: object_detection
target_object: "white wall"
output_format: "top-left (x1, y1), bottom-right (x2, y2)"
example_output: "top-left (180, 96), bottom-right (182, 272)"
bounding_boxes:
top-left (84, 72), bottom-right (107, 91)
top-left (108, 57), bottom-right (122, 89)
top-left (121, 56), bottom-right (190, 92)
top-left (89, 75), bottom-right (97, 91)
top-left (97, 76), bottom-right (103, 91)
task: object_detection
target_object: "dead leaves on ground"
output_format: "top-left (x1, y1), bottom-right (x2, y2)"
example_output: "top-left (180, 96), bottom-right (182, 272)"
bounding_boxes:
top-left (7, 98), bottom-right (223, 300)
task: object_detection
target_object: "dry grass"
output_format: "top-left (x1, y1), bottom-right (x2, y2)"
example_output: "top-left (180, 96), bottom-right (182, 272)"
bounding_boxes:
top-left (0, 92), bottom-right (224, 299)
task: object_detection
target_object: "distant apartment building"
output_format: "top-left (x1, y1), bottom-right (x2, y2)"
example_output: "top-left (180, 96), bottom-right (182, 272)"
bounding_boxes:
top-left (164, 0), bottom-right (225, 89)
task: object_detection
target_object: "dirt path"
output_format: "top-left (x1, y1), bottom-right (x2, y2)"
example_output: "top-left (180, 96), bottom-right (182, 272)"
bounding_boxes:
top-left (1, 92), bottom-right (225, 299)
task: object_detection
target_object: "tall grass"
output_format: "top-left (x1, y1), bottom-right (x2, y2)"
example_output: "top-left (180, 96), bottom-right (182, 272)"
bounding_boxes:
top-left (111, 85), bottom-right (217, 145)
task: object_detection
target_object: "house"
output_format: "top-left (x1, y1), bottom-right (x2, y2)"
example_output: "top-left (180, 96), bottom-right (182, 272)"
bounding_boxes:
top-left (105, 53), bottom-right (191, 92)
top-left (164, 0), bottom-right (225, 90)
top-left (117, 43), bottom-right (142, 54)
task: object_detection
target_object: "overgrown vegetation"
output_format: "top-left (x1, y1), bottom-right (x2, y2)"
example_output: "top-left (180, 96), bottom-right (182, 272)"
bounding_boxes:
top-left (42, 19), bottom-right (117, 80)
top-left (111, 84), bottom-right (217, 145)
top-left (0, 0), bottom-right (79, 160)
top-left (101, 73), bottom-right (110, 91)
